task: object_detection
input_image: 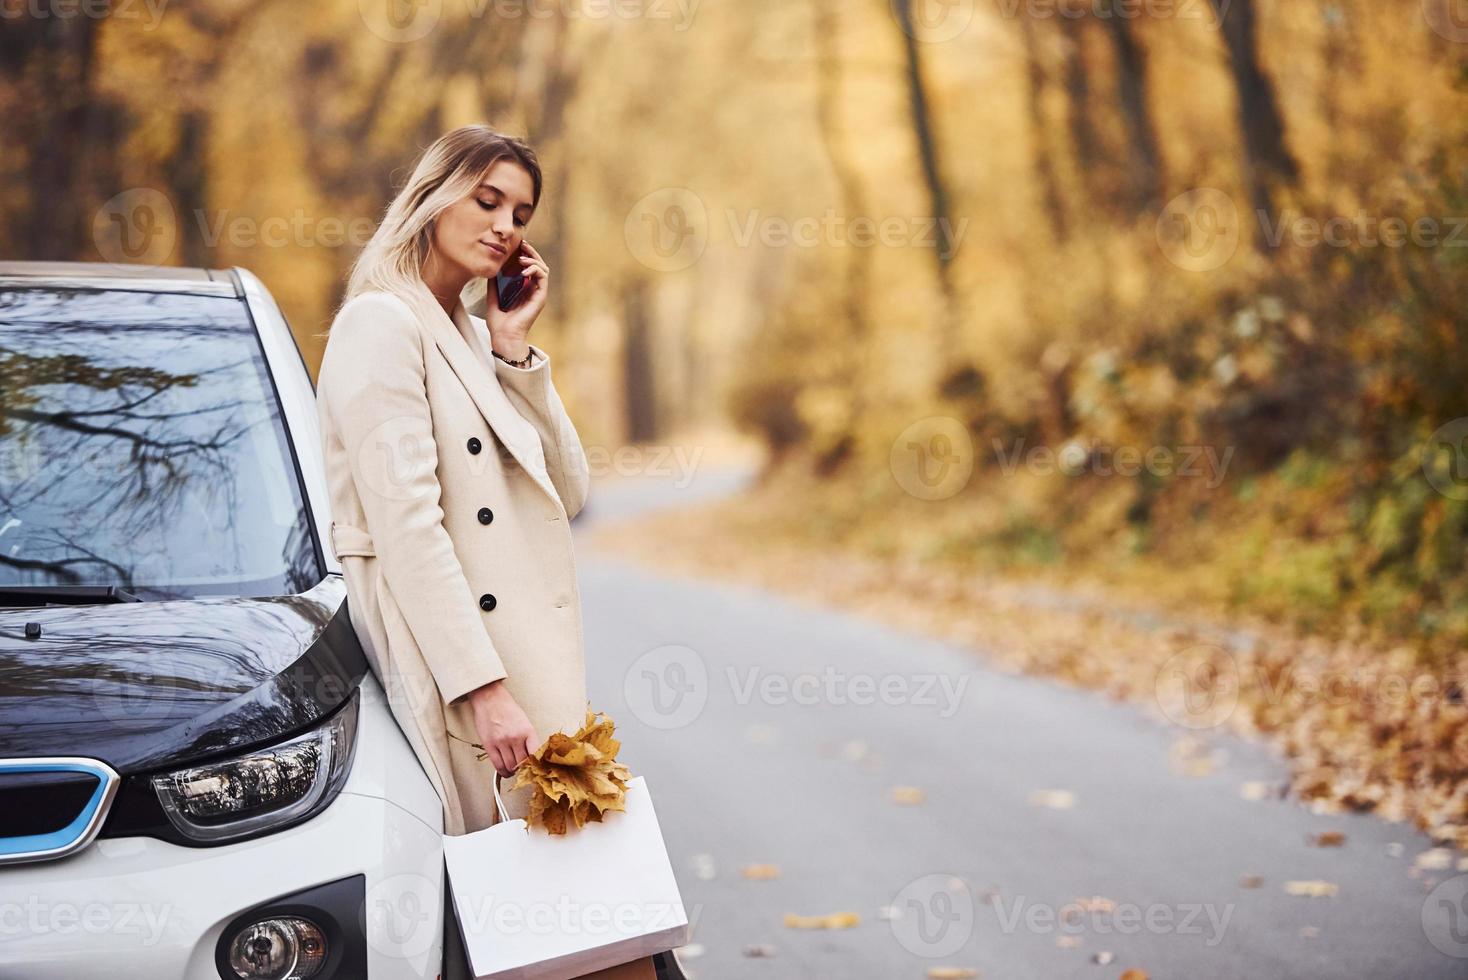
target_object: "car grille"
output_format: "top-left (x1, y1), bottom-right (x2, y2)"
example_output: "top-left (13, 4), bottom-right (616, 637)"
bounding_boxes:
top-left (0, 758), bottom-right (120, 865)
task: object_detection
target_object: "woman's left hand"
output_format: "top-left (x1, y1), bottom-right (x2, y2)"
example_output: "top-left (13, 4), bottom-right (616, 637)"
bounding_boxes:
top-left (485, 240), bottom-right (548, 351)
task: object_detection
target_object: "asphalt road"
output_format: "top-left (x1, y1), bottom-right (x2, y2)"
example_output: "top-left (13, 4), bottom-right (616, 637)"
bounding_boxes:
top-left (572, 469), bottom-right (1468, 980)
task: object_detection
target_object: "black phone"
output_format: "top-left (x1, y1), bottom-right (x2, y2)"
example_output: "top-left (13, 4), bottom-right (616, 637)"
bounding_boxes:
top-left (493, 242), bottom-right (529, 312)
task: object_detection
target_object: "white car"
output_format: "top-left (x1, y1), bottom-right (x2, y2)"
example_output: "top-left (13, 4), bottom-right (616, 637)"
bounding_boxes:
top-left (0, 262), bottom-right (684, 980)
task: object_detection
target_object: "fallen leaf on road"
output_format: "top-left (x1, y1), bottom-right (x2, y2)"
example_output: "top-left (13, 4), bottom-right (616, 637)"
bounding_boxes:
top-left (784, 911), bottom-right (860, 929)
top-left (926, 969), bottom-right (979, 978)
top-left (742, 945), bottom-right (776, 957)
top-left (1415, 848), bottom-right (1453, 870)
top-left (1169, 737), bottom-right (1219, 776)
top-left (741, 864), bottom-right (780, 879)
top-left (1119, 971), bottom-right (1149, 980)
top-left (1029, 789), bottom-right (1076, 809)
top-left (689, 853), bottom-right (717, 881)
top-left (1056, 936), bottom-right (1081, 948)
top-left (1239, 875), bottom-right (1264, 888)
top-left (1239, 781), bottom-right (1272, 801)
top-left (744, 724), bottom-right (778, 744)
top-left (1284, 880), bottom-right (1338, 897)
top-left (1309, 830), bottom-right (1346, 847)
top-left (1092, 951), bottom-right (1114, 964)
top-left (891, 786), bottom-right (927, 805)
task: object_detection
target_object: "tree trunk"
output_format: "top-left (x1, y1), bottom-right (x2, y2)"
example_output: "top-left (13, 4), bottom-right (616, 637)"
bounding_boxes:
top-left (1097, 1), bottom-right (1163, 213)
top-left (1019, 14), bottom-right (1068, 241)
top-left (891, 0), bottom-right (960, 357)
top-left (1209, 0), bottom-right (1299, 217)
top-left (621, 278), bottom-right (658, 444)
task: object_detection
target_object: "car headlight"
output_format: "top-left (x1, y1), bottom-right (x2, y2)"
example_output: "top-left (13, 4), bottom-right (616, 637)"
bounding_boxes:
top-left (151, 689), bottom-right (359, 843)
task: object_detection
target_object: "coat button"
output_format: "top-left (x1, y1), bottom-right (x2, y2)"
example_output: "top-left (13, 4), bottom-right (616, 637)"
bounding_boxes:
top-left (479, 593), bottom-right (497, 611)
top-left (467, 437), bottom-right (482, 454)
top-left (478, 507), bottom-right (494, 525)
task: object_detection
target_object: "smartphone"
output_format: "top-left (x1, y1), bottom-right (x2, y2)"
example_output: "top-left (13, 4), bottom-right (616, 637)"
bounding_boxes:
top-left (493, 242), bottom-right (530, 312)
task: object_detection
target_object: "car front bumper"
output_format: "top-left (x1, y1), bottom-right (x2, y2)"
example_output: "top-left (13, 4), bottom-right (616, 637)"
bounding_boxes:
top-left (0, 786), bottom-right (447, 980)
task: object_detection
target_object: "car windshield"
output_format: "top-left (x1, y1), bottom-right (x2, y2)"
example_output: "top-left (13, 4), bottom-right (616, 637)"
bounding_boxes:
top-left (0, 285), bottom-right (321, 599)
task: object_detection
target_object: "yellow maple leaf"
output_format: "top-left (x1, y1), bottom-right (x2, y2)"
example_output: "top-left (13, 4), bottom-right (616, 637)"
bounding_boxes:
top-left (783, 911), bottom-right (860, 929)
top-left (507, 705), bottom-right (634, 835)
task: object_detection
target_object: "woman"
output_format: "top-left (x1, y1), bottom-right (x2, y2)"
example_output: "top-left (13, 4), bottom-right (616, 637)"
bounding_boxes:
top-left (315, 124), bottom-right (591, 840)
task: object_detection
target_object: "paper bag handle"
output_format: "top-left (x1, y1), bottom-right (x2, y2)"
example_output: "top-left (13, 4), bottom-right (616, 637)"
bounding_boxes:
top-left (491, 771), bottom-right (511, 824)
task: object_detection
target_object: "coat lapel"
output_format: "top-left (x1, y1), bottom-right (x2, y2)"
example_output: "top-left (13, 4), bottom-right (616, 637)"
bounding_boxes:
top-left (414, 294), bottom-right (563, 509)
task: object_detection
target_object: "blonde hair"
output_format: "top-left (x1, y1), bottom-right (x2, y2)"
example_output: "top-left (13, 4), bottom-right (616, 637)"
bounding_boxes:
top-left (332, 124), bottom-right (541, 326)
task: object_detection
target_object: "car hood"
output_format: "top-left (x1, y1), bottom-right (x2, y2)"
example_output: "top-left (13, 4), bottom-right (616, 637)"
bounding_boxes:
top-left (0, 575), bottom-right (367, 774)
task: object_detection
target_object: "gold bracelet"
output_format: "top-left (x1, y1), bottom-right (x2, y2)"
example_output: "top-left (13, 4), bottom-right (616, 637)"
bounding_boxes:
top-left (493, 347), bottom-right (535, 369)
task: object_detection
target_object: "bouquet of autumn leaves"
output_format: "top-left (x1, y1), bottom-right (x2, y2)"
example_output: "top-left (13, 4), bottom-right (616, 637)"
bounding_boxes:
top-left (455, 705), bottom-right (633, 835)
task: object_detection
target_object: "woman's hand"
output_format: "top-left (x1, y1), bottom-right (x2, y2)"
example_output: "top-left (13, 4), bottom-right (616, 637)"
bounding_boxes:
top-left (467, 679), bottom-right (540, 778)
top-left (486, 240), bottom-right (549, 360)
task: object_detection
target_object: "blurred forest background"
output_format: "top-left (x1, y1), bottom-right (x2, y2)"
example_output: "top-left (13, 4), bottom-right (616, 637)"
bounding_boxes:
top-left (3, 0), bottom-right (1467, 660)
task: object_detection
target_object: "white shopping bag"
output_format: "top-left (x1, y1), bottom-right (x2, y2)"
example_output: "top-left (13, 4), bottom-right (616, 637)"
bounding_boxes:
top-left (443, 774), bottom-right (690, 980)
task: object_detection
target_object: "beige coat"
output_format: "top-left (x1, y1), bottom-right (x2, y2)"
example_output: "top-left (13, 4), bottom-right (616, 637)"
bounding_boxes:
top-left (316, 283), bottom-right (590, 836)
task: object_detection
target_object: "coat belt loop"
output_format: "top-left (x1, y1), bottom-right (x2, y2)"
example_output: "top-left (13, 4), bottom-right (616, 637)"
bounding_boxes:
top-left (330, 521), bottom-right (376, 559)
